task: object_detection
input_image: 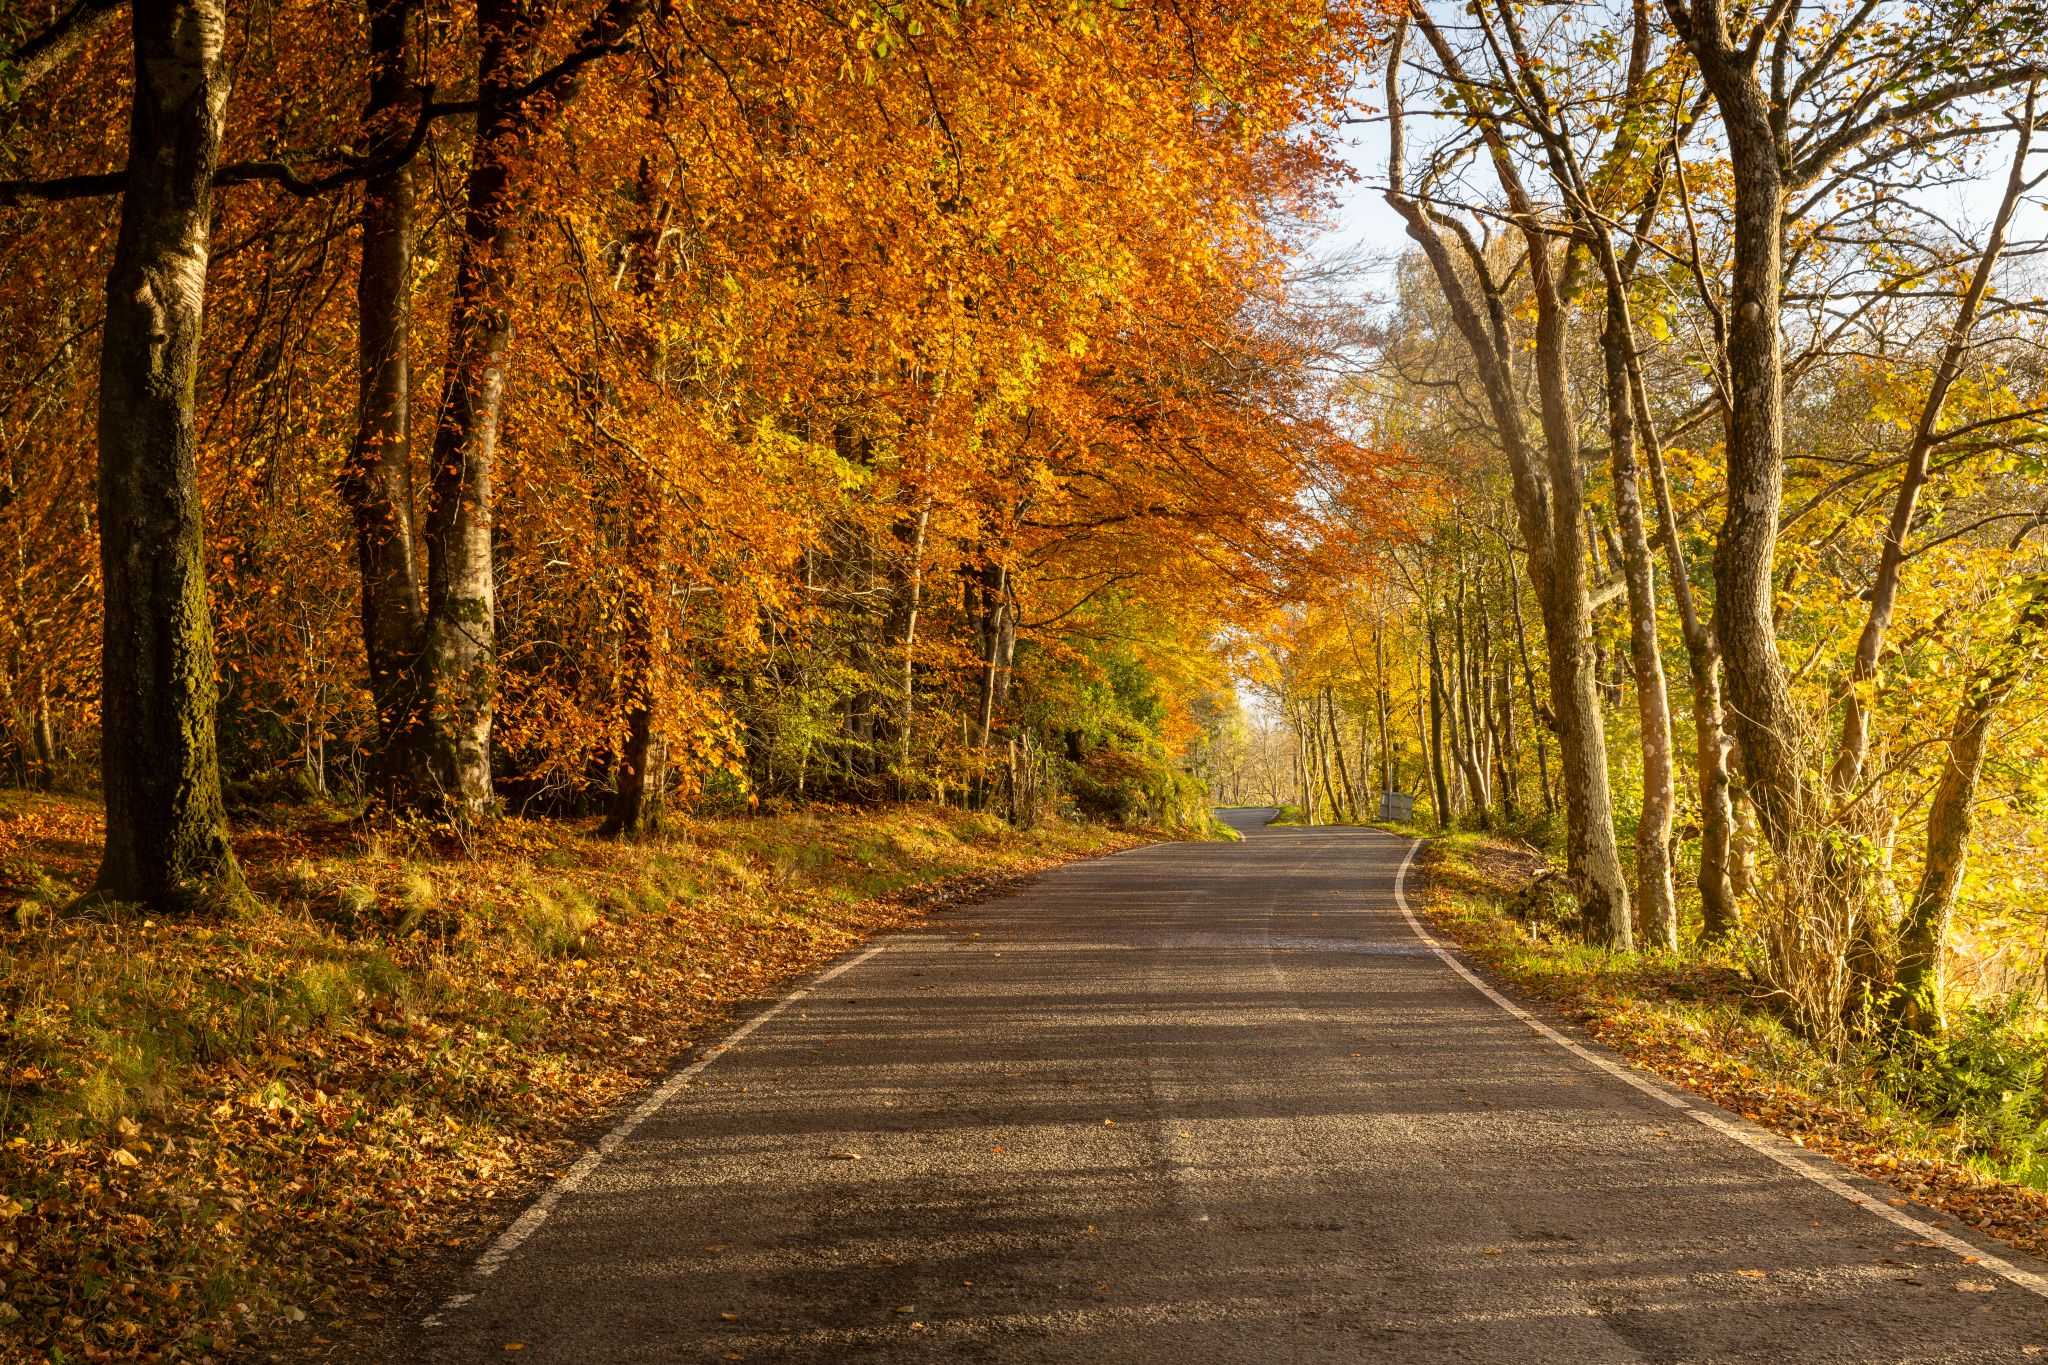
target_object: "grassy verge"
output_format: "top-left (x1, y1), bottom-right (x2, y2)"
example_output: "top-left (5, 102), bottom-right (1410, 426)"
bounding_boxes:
top-left (0, 793), bottom-right (1149, 1362)
top-left (1415, 830), bottom-right (2048, 1264)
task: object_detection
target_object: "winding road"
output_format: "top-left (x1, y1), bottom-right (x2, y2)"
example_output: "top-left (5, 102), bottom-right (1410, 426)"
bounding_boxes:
top-left (408, 811), bottom-right (2048, 1361)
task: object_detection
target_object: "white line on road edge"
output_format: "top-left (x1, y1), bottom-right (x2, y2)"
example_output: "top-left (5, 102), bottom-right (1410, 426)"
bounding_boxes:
top-left (1387, 835), bottom-right (2048, 1302)
top-left (420, 939), bottom-right (894, 1328)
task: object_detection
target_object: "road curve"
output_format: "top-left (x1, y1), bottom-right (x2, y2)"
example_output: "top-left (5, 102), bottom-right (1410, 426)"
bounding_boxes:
top-left (407, 812), bottom-right (2047, 1362)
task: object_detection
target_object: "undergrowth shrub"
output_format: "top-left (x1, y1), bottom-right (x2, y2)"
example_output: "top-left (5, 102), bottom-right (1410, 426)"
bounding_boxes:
top-left (1745, 814), bottom-right (1893, 1056)
top-left (1877, 994), bottom-right (2048, 1179)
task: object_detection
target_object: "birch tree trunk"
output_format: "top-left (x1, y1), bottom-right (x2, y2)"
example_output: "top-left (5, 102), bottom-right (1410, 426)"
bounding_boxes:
top-left (409, 0), bottom-right (647, 818)
top-left (93, 0), bottom-right (242, 911)
top-left (414, 0), bottom-right (537, 818)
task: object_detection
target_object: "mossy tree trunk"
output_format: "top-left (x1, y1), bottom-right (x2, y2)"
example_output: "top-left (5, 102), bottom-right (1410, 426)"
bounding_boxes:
top-left (93, 0), bottom-right (241, 911)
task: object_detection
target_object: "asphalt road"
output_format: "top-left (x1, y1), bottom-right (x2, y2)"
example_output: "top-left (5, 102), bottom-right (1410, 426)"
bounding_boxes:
top-left (409, 811), bottom-right (2048, 1362)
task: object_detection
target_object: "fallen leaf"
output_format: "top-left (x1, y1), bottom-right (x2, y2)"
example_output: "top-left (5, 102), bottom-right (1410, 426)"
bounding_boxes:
top-left (1956, 1281), bottom-right (1997, 1293)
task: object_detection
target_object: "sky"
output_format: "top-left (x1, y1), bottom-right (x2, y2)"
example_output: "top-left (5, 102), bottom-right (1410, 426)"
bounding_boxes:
top-left (1306, 90), bottom-right (2048, 297)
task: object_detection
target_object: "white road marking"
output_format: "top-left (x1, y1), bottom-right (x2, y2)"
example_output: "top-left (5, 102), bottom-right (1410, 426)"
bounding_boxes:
top-left (1386, 835), bottom-right (2048, 1301)
top-left (421, 939), bottom-right (894, 1326)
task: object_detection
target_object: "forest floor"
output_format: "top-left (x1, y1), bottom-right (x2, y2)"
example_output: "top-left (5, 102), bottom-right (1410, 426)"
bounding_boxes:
top-left (0, 791), bottom-right (1149, 1364)
top-left (1414, 830), bottom-right (2048, 1271)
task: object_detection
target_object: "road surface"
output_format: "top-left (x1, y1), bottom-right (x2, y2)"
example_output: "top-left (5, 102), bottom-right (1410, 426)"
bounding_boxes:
top-left (408, 811), bottom-right (2047, 1361)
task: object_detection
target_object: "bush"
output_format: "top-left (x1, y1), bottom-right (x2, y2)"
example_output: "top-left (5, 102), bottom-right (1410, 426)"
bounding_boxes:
top-left (1879, 995), bottom-right (2048, 1178)
top-left (1067, 743), bottom-right (1213, 832)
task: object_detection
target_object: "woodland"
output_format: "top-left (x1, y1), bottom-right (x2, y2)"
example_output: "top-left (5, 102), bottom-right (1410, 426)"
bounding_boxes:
top-left (0, 0), bottom-right (1388, 866)
top-left (5, 0), bottom-right (2048, 1357)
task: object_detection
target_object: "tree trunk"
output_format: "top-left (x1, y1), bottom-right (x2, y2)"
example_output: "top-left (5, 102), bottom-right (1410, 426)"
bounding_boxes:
top-left (343, 0), bottom-right (429, 798)
top-left (1426, 616), bottom-right (1453, 829)
top-left (1449, 573), bottom-right (1499, 826)
top-left (1293, 705), bottom-right (1310, 819)
top-left (1509, 556), bottom-right (1554, 816)
top-left (1385, 20), bottom-right (1630, 944)
top-left (1604, 291), bottom-right (1679, 949)
top-left (603, 157), bottom-right (671, 840)
top-left (1622, 364), bottom-right (1741, 942)
top-left (409, 0), bottom-right (646, 818)
top-left (973, 558), bottom-right (1012, 748)
top-left (92, 0), bottom-right (242, 912)
top-left (892, 500), bottom-right (931, 795)
top-left (1314, 701), bottom-right (1340, 824)
top-left (1894, 580), bottom-right (2048, 1033)
top-left (603, 573), bottom-right (667, 840)
top-left (1451, 572), bottom-right (1491, 827)
top-left (1375, 614), bottom-right (1392, 802)
top-left (1674, 14), bottom-right (1806, 848)
top-left (1323, 689), bottom-right (1357, 821)
top-left (412, 0), bottom-right (544, 819)
top-left (1538, 565), bottom-right (1633, 945)
top-left (1488, 560), bottom-right (1518, 822)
